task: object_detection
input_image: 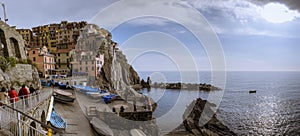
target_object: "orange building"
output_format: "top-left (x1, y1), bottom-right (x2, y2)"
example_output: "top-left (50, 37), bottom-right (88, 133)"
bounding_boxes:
top-left (27, 46), bottom-right (55, 77)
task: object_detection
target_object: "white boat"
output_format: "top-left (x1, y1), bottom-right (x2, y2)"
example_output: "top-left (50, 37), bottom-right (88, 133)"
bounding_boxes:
top-left (54, 89), bottom-right (72, 96)
top-left (90, 117), bottom-right (114, 136)
top-left (130, 129), bottom-right (146, 136)
top-left (86, 92), bottom-right (110, 99)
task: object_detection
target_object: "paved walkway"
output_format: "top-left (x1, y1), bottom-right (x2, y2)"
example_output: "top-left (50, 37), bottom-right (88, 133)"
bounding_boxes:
top-left (53, 89), bottom-right (97, 136)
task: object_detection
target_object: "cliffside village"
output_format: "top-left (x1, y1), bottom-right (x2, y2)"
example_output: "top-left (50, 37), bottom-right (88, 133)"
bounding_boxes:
top-left (16, 21), bottom-right (115, 79)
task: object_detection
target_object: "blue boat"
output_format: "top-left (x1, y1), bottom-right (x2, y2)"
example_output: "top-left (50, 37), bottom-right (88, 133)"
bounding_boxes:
top-left (50, 110), bottom-right (67, 130)
top-left (40, 80), bottom-right (51, 87)
top-left (72, 85), bottom-right (100, 94)
top-left (102, 94), bottom-right (117, 103)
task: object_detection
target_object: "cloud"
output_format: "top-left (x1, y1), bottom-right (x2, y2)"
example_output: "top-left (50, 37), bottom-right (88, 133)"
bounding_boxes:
top-left (127, 17), bottom-right (170, 26)
top-left (249, 0), bottom-right (300, 12)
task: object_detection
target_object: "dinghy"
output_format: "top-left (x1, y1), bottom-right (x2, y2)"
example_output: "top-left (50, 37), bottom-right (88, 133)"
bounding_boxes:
top-left (50, 110), bottom-right (67, 130)
top-left (90, 117), bottom-right (114, 136)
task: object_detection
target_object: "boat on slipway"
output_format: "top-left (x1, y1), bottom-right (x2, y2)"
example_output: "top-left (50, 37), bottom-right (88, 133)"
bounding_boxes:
top-left (90, 117), bottom-right (114, 136)
top-left (53, 94), bottom-right (75, 103)
top-left (53, 89), bottom-right (75, 103)
top-left (50, 110), bottom-right (67, 130)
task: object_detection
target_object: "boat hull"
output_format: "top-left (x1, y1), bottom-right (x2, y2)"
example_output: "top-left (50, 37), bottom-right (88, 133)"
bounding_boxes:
top-left (50, 111), bottom-right (67, 130)
top-left (90, 117), bottom-right (114, 136)
top-left (54, 94), bottom-right (75, 103)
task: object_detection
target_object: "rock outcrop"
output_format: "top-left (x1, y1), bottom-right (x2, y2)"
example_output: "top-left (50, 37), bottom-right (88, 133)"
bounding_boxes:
top-left (152, 82), bottom-right (222, 91)
top-left (167, 98), bottom-right (236, 136)
top-left (95, 29), bottom-right (140, 94)
top-left (0, 64), bottom-right (41, 90)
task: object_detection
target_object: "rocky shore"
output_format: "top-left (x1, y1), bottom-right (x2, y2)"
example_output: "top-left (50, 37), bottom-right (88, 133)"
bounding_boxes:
top-left (167, 98), bottom-right (236, 136)
top-left (151, 82), bottom-right (222, 91)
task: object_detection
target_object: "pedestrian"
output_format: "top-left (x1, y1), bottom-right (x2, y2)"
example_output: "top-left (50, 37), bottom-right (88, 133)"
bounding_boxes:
top-left (8, 87), bottom-right (18, 103)
top-left (19, 84), bottom-right (30, 106)
top-left (120, 106), bottom-right (125, 112)
top-left (0, 87), bottom-right (8, 106)
top-left (29, 85), bottom-right (36, 94)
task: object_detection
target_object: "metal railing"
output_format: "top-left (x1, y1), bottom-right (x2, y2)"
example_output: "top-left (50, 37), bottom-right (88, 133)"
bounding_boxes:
top-left (0, 112), bottom-right (47, 136)
top-left (0, 89), bottom-right (53, 136)
top-left (0, 90), bottom-right (53, 114)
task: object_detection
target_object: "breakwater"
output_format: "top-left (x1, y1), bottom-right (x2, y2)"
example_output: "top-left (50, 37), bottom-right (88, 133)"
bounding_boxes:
top-left (151, 82), bottom-right (222, 91)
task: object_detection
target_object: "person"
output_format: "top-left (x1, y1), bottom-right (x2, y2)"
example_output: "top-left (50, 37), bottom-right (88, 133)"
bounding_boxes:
top-left (29, 85), bottom-right (36, 94)
top-left (8, 87), bottom-right (18, 103)
top-left (0, 87), bottom-right (8, 106)
top-left (120, 106), bottom-right (125, 112)
top-left (19, 84), bottom-right (30, 106)
top-left (66, 82), bottom-right (71, 89)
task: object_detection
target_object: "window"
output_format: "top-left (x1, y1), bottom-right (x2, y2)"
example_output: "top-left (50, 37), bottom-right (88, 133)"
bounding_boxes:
top-left (92, 67), bottom-right (94, 71)
top-left (32, 51), bottom-right (35, 54)
top-left (33, 57), bottom-right (36, 61)
top-left (100, 61), bottom-right (102, 65)
top-left (58, 53), bottom-right (60, 57)
top-left (80, 67), bottom-right (82, 71)
top-left (66, 53), bottom-right (69, 56)
top-left (91, 60), bottom-right (94, 64)
top-left (86, 67), bottom-right (88, 71)
top-left (85, 61), bottom-right (88, 65)
top-left (79, 61), bottom-right (82, 65)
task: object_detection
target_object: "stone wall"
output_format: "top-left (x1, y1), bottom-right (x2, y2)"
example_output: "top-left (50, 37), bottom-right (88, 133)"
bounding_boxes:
top-left (0, 64), bottom-right (41, 90)
top-left (0, 21), bottom-right (27, 60)
top-left (97, 111), bottom-right (158, 135)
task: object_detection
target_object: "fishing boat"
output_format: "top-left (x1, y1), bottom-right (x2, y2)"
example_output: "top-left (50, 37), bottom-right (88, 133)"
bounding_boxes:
top-left (53, 94), bottom-right (75, 103)
top-left (40, 80), bottom-right (50, 87)
top-left (102, 94), bottom-right (117, 103)
top-left (73, 85), bottom-right (100, 93)
top-left (54, 89), bottom-right (73, 96)
top-left (50, 110), bottom-right (67, 130)
top-left (249, 90), bottom-right (257, 94)
top-left (90, 117), bottom-right (114, 136)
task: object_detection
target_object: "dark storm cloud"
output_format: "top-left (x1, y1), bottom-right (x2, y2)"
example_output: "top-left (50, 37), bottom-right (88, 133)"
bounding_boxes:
top-left (249, 0), bottom-right (300, 11)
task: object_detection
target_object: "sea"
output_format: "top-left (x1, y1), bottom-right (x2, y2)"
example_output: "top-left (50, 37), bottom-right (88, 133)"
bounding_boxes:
top-left (137, 71), bottom-right (300, 135)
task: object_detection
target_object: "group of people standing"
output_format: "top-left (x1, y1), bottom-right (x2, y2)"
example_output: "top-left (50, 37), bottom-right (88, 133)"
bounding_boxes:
top-left (0, 84), bottom-right (37, 106)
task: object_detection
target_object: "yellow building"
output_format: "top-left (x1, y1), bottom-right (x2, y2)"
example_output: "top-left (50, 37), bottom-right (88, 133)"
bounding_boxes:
top-left (16, 29), bottom-right (32, 47)
top-left (55, 48), bottom-right (73, 75)
top-left (18, 21), bottom-right (87, 75)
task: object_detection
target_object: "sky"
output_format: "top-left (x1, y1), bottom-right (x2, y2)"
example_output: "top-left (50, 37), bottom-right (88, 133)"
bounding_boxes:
top-left (3, 0), bottom-right (300, 71)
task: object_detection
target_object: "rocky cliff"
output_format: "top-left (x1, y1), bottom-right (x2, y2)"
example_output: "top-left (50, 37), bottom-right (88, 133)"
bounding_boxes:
top-left (0, 64), bottom-right (41, 90)
top-left (167, 98), bottom-right (236, 136)
top-left (95, 29), bottom-right (140, 95)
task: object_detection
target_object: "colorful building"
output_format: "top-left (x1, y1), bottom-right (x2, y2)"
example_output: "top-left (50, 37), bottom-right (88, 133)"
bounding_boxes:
top-left (27, 46), bottom-right (55, 77)
top-left (16, 29), bottom-right (32, 47)
top-left (72, 24), bottom-right (108, 85)
top-left (17, 21), bottom-right (87, 75)
top-left (55, 48), bottom-right (73, 75)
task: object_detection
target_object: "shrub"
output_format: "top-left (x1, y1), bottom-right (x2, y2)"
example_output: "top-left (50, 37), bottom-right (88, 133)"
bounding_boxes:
top-left (8, 57), bottom-right (17, 67)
